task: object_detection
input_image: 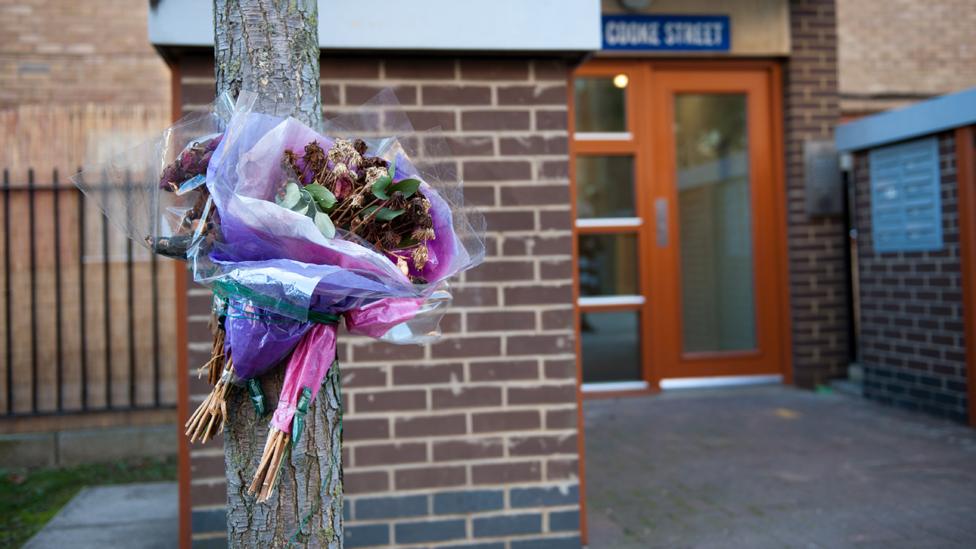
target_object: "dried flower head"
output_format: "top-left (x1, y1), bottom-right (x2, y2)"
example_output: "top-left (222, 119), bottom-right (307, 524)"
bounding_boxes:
top-left (364, 166), bottom-right (387, 185)
top-left (412, 243), bottom-right (429, 271)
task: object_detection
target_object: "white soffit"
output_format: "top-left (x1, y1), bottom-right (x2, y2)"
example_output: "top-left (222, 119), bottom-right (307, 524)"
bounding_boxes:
top-left (149, 0), bottom-right (602, 52)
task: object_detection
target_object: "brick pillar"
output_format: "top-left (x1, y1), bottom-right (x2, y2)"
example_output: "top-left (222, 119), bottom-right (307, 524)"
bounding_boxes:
top-left (177, 52), bottom-right (582, 548)
top-left (784, 0), bottom-right (848, 387)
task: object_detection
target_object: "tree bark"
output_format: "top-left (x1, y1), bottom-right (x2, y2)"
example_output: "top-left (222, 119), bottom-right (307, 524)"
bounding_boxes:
top-left (213, 2), bottom-right (342, 547)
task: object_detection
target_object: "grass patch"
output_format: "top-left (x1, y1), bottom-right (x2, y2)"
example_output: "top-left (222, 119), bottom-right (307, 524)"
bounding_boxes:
top-left (0, 456), bottom-right (177, 548)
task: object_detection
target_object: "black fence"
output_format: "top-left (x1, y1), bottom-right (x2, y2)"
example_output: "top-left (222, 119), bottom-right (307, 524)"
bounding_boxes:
top-left (1, 168), bottom-right (176, 418)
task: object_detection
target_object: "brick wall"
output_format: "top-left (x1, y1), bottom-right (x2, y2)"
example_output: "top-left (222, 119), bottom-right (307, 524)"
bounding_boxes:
top-left (853, 132), bottom-right (969, 422)
top-left (784, 0), bottom-right (849, 388)
top-left (837, 0), bottom-right (976, 115)
top-left (178, 52), bottom-right (581, 548)
top-left (0, 0), bottom-right (170, 108)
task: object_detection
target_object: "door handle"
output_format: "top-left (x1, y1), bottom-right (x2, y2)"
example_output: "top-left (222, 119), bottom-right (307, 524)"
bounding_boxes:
top-left (655, 197), bottom-right (668, 247)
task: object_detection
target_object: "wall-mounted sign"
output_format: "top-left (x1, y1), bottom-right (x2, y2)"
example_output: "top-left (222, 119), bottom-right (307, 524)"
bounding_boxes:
top-left (602, 14), bottom-right (730, 52)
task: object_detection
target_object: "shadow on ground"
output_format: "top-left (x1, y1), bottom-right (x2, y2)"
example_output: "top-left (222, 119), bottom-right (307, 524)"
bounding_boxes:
top-left (584, 385), bottom-right (976, 548)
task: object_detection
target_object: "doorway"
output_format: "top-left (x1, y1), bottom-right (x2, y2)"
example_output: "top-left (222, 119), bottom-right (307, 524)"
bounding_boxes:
top-left (571, 60), bottom-right (790, 392)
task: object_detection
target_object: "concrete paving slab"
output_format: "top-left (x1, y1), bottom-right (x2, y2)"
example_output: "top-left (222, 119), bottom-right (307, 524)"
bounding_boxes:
top-left (584, 385), bottom-right (976, 548)
top-left (24, 481), bottom-right (178, 549)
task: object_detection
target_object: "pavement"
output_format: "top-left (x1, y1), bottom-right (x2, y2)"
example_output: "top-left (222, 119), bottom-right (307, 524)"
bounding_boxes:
top-left (24, 482), bottom-right (177, 549)
top-left (584, 385), bottom-right (976, 548)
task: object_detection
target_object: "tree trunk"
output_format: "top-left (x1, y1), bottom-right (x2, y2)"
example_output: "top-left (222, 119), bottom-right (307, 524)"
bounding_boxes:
top-left (213, 2), bottom-right (342, 547)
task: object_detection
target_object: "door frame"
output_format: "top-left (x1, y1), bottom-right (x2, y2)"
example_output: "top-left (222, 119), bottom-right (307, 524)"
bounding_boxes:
top-left (569, 59), bottom-right (792, 396)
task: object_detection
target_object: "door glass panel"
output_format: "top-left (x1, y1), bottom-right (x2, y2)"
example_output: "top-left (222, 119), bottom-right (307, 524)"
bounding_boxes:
top-left (578, 233), bottom-right (638, 296)
top-left (576, 156), bottom-right (635, 218)
top-left (581, 310), bottom-right (641, 382)
top-left (674, 94), bottom-right (756, 353)
top-left (574, 77), bottom-right (627, 132)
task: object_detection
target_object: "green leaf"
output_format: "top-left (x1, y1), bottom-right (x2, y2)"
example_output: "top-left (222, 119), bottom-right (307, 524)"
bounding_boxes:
top-left (398, 236), bottom-right (420, 248)
top-left (314, 210), bottom-right (336, 238)
top-left (304, 183), bottom-right (337, 210)
top-left (293, 190), bottom-right (311, 216)
top-left (388, 157), bottom-right (397, 179)
top-left (392, 178), bottom-right (422, 198)
top-left (372, 175), bottom-right (393, 200)
top-left (277, 182), bottom-right (301, 209)
top-left (376, 207), bottom-right (404, 221)
top-left (358, 205), bottom-right (404, 221)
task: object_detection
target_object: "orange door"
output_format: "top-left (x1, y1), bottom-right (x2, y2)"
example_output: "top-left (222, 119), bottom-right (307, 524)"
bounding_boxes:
top-left (647, 66), bottom-right (787, 381)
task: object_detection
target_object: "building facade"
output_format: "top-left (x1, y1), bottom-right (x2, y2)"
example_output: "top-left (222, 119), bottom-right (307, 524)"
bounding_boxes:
top-left (149, 1), bottom-right (850, 547)
top-left (837, 0), bottom-right (976, 116)
top-left (837, 89), bottom-right (976, 424)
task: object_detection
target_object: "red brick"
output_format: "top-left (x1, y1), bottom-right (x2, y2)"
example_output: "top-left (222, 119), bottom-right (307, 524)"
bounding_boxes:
top-left (467, 311), bottom-right (536, 333)
top-left (535, 110), bottom-right (568, 130)
top-left (345, 84), bottom-right (417, 105)
top-left (352, 341), bottom-right (425, 362)
top-left (508, 334), bottom-right (573, 356)
top-left (544, 358), bottom-right (576, 379)
top-left (546, 458), bottom-right (580, 481)
top-left (502, 235), bottom-right (572, 256)
top-left (432, 386), bottom-right (502, 409)
top-left (545, 409), bottom-right (577, 430)
top-left (540, 259), bottom-right (573, 280)
top-left (385, 57), bottom-right (456, 79)
top-left (345, 470), bottom-right (389, 494)
top-left (462, 110), bottom-right (531, 131)
top-left (473, 410), bottom-right (541, 433)
top-left (344, 418), bottom-right (390, 441)
top-left (355, 442), bottom-right (427, 466)
top-left (395, 465), bottom-right (466, 490)
top-left (395, 413), bottom-right (467, 438)
top-left (500, 185), bottom-right (570, 206)
top-left (320, 57), bottom-right (380, 79)
top-left (354, 390), bottom-right (427, 413)
top-left (422, 85), bottom-right (492, 105)
top-left (483, 211), bottom-right (536, 232)
top-left (431, 336), bottom-right (502, 359)
top-left (469, 359), bottom-right (539, 382)
top-left (464, 160), bottom-right (532, 181)
top-left (509, 434), bottom-right (578, 456)
top-left (453, 286), bottom-right (499, 307)
top-left (460, 59), bottom-right (529, 80)
top-left (539, 210), bottom-right (572, 231)
top-left (472, 461), bottom-right (541, 485)
top-left (533, 59), bottom-right (570, 81)
top-left (465, 260), bottom-right (535, 283)
top-left (508, 384), bottom-right (576, 405)
top-left (393, 363), bottom-right (464, 385)
top-left (499, 135), bottom-right (568, 156)
top-left (342, 366), bottom-right (387, 388)
top-left (504, 285), bottom-right (572, 306)
top-left (400, 110), bottom-right (457, 131)
top-left (427, 135), bottom-right (495, 157)
top-left (497, 85), bottom-right (567, 105)
top-left (432, 438), bottom-right (504, 461)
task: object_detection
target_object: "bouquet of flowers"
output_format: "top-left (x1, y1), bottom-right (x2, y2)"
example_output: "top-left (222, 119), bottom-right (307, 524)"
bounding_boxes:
top-left (76, 91), bottom-right (484, 501)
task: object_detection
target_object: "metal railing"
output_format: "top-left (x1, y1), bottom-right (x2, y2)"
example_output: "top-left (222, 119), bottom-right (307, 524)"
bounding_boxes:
top-left (1, 168), bottom-right (176, 417)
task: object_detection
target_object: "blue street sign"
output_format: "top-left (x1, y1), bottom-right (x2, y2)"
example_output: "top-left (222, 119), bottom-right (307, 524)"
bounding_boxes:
top-left (602, 14), bottom-right (731, 51)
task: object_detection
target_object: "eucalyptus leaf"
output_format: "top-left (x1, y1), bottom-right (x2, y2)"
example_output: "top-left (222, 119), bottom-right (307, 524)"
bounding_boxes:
top-left (314, 210), bottom-right (336, 238)
top-left (278, 182), bottom-right (301, 209)
top-left (372, 175), bottom-right (392, 199)
top-left (376, 207), bottom-right (404, 221)
top-left (305, 183), bottom-right (337, 210)
top-left (392, 178), bottom-right (422, 198)
top-left (358, 205), bottom-right (404, 221)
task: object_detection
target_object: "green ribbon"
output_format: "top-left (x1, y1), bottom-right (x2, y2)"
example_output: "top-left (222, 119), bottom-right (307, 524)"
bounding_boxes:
top-left (246, 379), bottom-right (266, 417)
top-left (212, 279), bottom-right (340, 325)
top-left (291, 387), bottom-right (313, 446)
